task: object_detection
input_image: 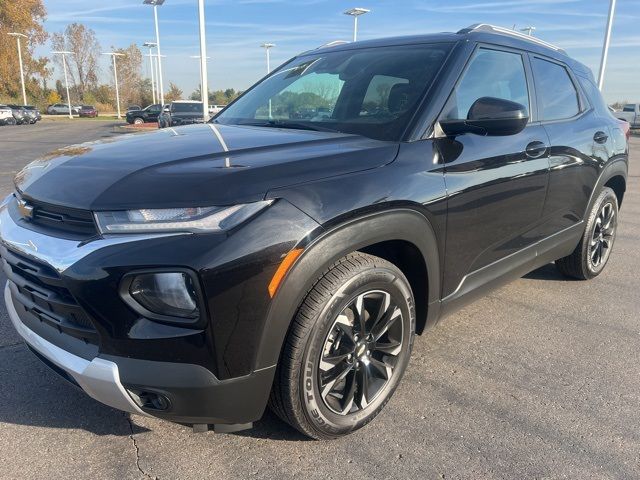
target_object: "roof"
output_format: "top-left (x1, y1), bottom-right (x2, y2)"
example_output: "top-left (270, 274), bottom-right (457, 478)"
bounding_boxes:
top-left (301, 24), bottom-right (590, 76)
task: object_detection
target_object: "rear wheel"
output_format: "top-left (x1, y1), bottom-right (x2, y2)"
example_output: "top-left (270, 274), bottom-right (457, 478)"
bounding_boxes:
top-left (556, 187), bottom-right (618, 279)
top-left (269, 252), bottom-right (415, 439)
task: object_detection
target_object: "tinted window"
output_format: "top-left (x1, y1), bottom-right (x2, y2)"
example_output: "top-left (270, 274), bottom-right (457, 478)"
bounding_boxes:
top-left (443, 48), bottom-right (529, 120)
top-left (623, 105), bottom-right (635, 112)
top-left (217, 43), bottom-right (452, 141)
top-left (172, 102), bottom-right (202, 113)
top-left (532, 58), bottom-right (580, 120)
top-left (577, 75), bottom-right (610, 117)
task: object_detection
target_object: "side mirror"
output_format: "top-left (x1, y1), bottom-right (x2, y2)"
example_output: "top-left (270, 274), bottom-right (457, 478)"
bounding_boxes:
top-left (440, 97), bottom-right (529, 136)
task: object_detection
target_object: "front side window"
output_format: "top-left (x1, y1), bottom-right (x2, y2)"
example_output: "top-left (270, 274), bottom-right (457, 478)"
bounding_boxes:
top-left (623, 105), bottom-right (635, 112)
top-left (532, 58), bottom-right (580, 121)
top-left (442, 48), bottom-right (529, 121)
top-left (216, 43), bottom-right (453, 141)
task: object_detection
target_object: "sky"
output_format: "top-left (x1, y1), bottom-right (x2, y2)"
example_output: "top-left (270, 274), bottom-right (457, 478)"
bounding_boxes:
top-left (39, 0), bottom-right (640, 103)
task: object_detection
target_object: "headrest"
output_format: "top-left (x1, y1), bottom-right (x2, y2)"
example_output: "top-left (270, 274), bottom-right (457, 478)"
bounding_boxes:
top-left (388, 83), bottom-right (412, 114)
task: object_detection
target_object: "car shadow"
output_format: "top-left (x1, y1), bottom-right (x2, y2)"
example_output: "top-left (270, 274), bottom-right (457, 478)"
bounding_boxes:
top-left (231, 410), bottom-right (312, 442)
top-left (1, 342), bottom-right (311, 440)
top-left (0, 344), bottom-right (149, 436)
top-left (523, 262), bottom-right (579, 281)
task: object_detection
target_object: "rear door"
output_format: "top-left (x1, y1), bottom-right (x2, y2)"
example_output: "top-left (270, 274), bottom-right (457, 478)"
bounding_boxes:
top-left (438, 45), bottom-right (550, 298)
top-left (530, 56), bottom-right (614, 237)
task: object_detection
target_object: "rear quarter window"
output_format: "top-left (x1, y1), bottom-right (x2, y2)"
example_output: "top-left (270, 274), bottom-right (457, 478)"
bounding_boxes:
top-left (532, 58), bottom-right (580, 121)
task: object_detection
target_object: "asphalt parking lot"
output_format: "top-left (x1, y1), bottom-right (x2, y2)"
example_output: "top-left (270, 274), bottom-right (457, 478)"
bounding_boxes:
top-left (0, 120), bottom-right (638, 479)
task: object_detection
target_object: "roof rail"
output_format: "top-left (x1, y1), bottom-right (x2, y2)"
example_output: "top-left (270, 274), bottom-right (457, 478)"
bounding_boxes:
top-left (316, 40), bottom-right (350, 49)
top-left (458, 24), bottom-right (566, 54)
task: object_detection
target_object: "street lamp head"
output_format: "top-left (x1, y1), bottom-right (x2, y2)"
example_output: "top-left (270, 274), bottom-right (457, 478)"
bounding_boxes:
top-left (344, 7), bottom-right (370, 16)
top-left (143, 0), bottom-right (165, 5)
top-left (8, 32), bottom-right (28, 39)
top-left (51, 51), bottom-right (74, 55)
top-left (260, 43), bottom-right (276, 49)
top-left (143, 41), bottom-right (157, 48)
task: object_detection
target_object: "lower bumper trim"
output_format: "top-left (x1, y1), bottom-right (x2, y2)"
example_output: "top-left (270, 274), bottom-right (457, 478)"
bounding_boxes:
top-left (5, 282), bottom-right (147, 416)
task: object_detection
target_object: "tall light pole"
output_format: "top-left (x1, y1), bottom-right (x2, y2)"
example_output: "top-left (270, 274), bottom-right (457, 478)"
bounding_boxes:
top-left (190, 55), bottom-right (211, 101)
top-left (520, 26), bottom-right (536, 36)
top-left (344, 8), bottom-right (370, 42)
top-left (102, 52), bottom-right (125, 119)
top-left (260, 43), bottom-right (275, 74)
top-left (8, 33), bottom-right (28, 105)
top-left (51, 51), bottom-right (74, 119)
top-left (261, 43), bottom-right (275, 119)
top-left (598, 0), bottom-right (617, 90)
top-left (143, 41), bottom-right (157, 104)
top-left (143, 0), bottom-right (165, 105)
top-left (197, 0), bottom-right (209, 121)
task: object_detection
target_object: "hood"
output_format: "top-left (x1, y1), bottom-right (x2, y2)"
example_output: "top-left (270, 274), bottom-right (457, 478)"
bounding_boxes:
top-left (15, 123), bottom-right (399, 210)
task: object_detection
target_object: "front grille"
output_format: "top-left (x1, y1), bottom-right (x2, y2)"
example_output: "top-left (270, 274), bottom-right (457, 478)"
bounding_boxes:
top-left (16, 195), bottom-right (98, 237)
top-left (10, 193), bottom-right (98, 238)
top-left (1, 244), bottom-right (98, 344)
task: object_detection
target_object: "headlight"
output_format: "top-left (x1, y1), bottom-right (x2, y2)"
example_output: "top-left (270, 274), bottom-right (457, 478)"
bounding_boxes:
top-left (94, 200), bottom-right (272, 234)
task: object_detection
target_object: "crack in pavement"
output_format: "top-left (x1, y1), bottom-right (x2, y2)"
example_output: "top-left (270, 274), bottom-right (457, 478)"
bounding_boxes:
top-left (124, 413), bottom-right (158, 480)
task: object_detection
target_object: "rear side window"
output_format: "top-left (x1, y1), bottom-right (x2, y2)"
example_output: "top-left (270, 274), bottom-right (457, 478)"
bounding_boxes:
top-left (443, 48), bottom-right (529, 121)
top-left (577, 75), bottom-right (610, 118)
top-left (532, 58), bottom-right (580, 121)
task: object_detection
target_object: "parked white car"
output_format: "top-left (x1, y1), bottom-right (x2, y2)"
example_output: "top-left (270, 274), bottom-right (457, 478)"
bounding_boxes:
top-left (0, 105), bottom-right (15, 125)
top-left (208, 104), bottom-right (226, 115)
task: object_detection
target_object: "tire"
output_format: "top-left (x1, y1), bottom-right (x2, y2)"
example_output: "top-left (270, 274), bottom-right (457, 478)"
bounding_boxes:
top-left (133, 117), bottom-right (144, 125)
top-left (556, 187), bottom-right (618, 280)
top-left (269, 252), bottom-right (415, 439)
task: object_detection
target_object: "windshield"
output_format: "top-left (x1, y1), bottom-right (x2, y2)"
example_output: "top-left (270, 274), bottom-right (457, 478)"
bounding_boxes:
top-left (216, 43), bottom-right (452, 141)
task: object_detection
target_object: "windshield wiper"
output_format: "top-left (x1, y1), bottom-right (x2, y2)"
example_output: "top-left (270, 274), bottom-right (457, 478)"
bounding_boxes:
top-left (239, 119), bottom-right (340, 133)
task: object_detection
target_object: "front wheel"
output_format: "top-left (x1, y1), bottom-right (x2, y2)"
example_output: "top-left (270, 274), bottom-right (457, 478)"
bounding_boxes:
top-left (269, 252), bottom-right (415, 439)
top-left (556, 187), bottom-right (618, 279)
top-left (133, 117), bottom-right (144, 125)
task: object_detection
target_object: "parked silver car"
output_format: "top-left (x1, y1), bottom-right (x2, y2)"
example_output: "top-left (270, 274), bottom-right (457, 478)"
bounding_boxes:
top-left (46, 103), bottom-right (79, 115)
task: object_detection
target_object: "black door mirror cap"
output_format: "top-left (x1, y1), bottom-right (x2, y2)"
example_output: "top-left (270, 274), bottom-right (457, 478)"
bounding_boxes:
top-left (440, 97), bottom-right (529, 137)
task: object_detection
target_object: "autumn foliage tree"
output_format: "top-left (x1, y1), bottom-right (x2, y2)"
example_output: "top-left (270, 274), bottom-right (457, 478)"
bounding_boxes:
top-left (165, 82), bottom-right (183, 102)
top-left (109, 44), bottom-right (143, 107)
top-left (0, 0), bottom-right (50, 103)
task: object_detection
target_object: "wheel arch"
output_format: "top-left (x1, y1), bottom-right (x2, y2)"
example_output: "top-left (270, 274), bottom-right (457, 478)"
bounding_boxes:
top-left (253, 208), bottom-right (441, 371)
top-left (585, 158), bottom-right (628, 218)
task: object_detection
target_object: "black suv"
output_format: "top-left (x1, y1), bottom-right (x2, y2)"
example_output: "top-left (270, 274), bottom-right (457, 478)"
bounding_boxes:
top-left (1, 25), bottom-right (628, 439)
top-left (126, 104), bottom-right (162, 124)
top-left (158, 101), bottom-right (204, 128)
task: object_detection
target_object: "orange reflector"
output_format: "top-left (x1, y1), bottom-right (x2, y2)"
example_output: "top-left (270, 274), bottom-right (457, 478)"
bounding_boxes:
top-left (268, 248), bottom-right (303, 298)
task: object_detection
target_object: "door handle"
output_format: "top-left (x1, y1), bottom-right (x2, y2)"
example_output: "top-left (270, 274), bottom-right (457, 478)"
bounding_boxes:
top-left (593, 131), bottom-right (608, 144)
top-left (525, 141), bottom-right (547, 159)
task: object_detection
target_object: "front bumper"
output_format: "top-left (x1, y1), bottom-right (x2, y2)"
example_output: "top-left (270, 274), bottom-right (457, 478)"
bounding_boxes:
top-left (5, 282), bottom-right (146, 415)
top-left (0, 196), bottom-right (315, 425)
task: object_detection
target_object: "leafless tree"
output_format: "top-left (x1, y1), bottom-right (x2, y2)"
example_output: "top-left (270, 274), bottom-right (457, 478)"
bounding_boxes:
top-left (51, 23), bottom-right (100, 100)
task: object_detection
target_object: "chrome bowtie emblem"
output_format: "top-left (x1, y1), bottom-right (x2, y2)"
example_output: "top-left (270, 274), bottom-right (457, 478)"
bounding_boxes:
top-left (17, 199), bottom-right (34, 219)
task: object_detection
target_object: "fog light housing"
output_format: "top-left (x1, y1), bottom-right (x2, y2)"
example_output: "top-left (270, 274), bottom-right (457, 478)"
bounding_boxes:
top-left (120, 270), bottom-right (203, 324)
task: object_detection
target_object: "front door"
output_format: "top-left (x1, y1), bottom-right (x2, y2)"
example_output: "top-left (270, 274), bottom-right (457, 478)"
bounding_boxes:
top-left (437, 46), bottom-right (550, 299)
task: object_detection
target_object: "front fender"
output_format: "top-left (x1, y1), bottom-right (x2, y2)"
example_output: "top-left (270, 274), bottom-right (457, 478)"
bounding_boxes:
top-left (253, 208), bottom-right (441, 371)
